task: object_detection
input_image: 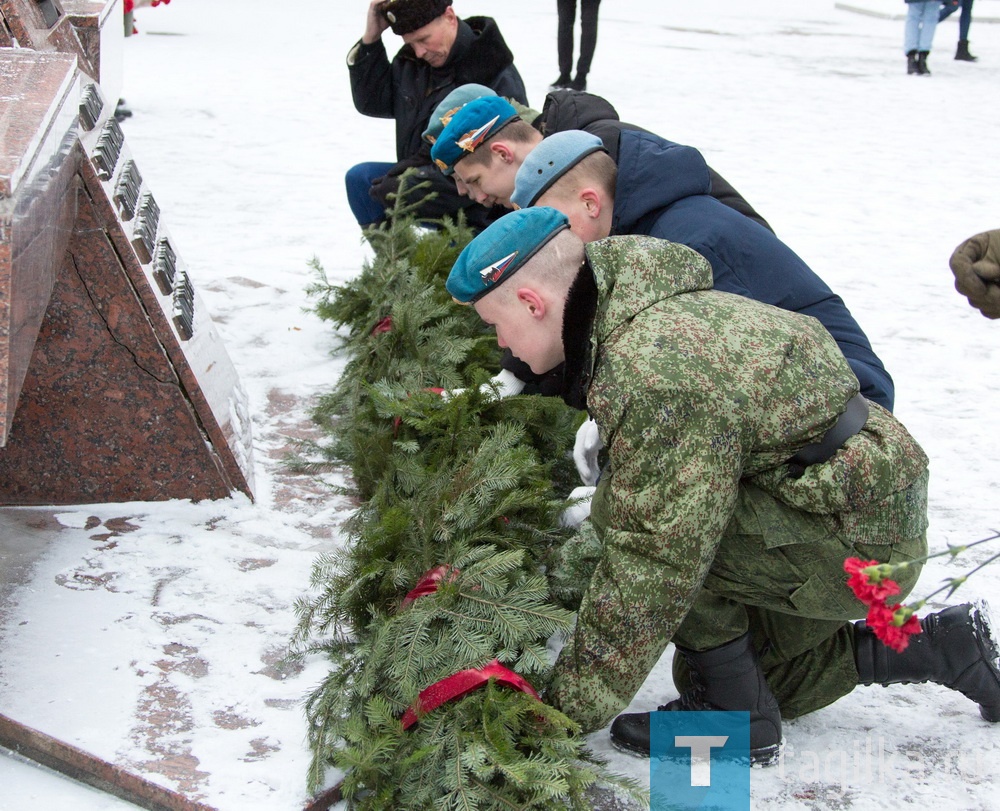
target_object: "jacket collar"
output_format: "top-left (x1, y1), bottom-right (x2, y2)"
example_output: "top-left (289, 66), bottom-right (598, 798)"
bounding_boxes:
top-left (559, 236), bottom-right (715, 408)
top-left (442, 19), bottom-right (474, 68)
top-left (560, 261), bottom-right (599, 411)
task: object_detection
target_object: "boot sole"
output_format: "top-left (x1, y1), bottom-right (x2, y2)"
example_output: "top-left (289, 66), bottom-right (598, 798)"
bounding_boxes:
top-left (971, 600), bottom-right (1000, 722)
top-left (750, 741), bottom-right (783, 768)
top-left (610, 734), bottom-right (784, 767)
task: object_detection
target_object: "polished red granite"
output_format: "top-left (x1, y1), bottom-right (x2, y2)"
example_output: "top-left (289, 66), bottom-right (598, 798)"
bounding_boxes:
top-left (76, 133), bottom-right (256, 500)
top-left (0, 186), bottom-right (238, 504)
top-left (1, 0), bottom-right (87, 74)
top-left (0, 0), bottom-right (123, 98)
top-left (0, 2), bottom-right (253, 504)
top-left (0, 52), bottom-right (80, 446)
top-left (61, 0), bottom-right (124, 104)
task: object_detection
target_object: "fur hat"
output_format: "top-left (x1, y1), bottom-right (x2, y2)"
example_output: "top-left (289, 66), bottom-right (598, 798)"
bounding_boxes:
top-left (447, 207), bottom-right (570, 304)
top-left (377, 0), bottom-right (452, 35)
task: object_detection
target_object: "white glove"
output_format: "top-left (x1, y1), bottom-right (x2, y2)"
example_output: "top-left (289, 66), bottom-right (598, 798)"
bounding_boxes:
top-left (441, 369), bottom-right (526, 401)
top-left (559, 485), bottom-right (596, 528)
top-left (486, 368), bottom-right (526, 398)
top-left (573, 418), bottom-right (602, 486)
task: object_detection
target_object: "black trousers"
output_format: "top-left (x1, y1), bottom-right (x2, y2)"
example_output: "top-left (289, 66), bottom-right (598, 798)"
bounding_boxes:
top-left (557, 0), bottom-right (602, 78)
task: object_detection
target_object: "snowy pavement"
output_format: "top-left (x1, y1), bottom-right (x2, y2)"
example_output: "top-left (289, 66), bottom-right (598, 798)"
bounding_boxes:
top-left (1, 0), bottom-right (999, 808)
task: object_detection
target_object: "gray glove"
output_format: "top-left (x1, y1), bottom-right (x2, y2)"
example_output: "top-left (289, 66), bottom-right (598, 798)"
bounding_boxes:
top-left (950, 230), bottom-right (1000, 320)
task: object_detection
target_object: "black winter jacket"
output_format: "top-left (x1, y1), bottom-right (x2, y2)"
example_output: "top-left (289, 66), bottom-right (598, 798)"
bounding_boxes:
top-left (348, 17), bottom-right (528, 160)
top-left (532, 89), bottom-right (772, 233)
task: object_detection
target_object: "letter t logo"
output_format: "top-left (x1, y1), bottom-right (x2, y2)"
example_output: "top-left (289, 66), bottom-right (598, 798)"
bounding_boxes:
top-left (674, 735), bottom-right (729, 786)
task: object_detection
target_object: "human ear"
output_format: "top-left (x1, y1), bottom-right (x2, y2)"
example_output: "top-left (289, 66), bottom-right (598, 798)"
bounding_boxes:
top-left (491, 143), bottom-right (515, 165)
top-left (515, 288), bottom-right (546, 318)
top-left (580, 188), bottom-right (602, 218)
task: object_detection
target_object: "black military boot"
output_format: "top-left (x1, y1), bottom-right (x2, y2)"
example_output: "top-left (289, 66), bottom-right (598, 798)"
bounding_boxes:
top-left (609, 632), bottom-right (783, 766)
top-left (955, 40), bottom-right (978, 61)
top-left (906, 49), bottom-right (919, 75)
top-left (855, 602), bottom-right (1000, 722)
top-left (917, 51), bottom-right (931, 75)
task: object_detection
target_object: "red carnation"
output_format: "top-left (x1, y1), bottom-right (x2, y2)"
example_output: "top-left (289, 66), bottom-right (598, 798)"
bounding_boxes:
top-left (844, 557), bottom-right (901, 606)
top-left (866, 602), bottom-right (922, 653)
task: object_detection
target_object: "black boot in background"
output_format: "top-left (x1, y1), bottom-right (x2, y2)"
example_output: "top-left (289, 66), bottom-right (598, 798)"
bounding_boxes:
top-left (550, 73), bottom-right (572, 90)
top-left (955, 39), bottom-right (978, 61)
top-left (907, 49), bottom-right (919, 74)
top-left (917, 51), bottom-right (932, 74)
top-left (609, 632), bottom-right (783, 766)
top-left (855, 602), bottom-right (1000, 722)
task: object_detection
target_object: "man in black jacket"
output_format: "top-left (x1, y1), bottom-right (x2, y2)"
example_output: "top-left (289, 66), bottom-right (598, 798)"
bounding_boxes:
top-left (346, 0), bottom-right (527, 230)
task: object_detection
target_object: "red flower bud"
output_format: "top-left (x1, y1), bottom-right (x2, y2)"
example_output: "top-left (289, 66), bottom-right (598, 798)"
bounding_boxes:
top-left (865, 601), bottom-right (922, 652)
top-left (844, 557), bottom-right (901, 606)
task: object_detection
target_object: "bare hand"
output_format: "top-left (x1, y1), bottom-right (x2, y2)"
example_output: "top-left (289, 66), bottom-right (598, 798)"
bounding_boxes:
top-left (362, 0), bottom-right (390, 44)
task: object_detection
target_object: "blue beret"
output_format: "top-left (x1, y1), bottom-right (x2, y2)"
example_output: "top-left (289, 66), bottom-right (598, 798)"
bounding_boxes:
top-left (422, 84), bottom-right (498, 148)
top-left (430, 96), bottom-right (520, 176)
top-left (447, 207), bottom-right (570, 303)
top-left (511, 130), bottom-right (607, 209)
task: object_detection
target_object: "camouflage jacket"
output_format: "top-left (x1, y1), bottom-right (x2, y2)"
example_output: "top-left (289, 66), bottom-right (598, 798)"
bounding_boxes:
top-left (547, 235), bottom-right (928, 732)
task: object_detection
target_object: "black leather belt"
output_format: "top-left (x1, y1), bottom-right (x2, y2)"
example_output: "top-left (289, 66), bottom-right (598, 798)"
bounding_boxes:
top-left (787, 393), bottom-right (870, 478)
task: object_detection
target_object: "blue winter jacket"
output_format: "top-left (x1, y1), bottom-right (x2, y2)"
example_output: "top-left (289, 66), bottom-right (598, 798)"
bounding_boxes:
top-left (611, 130), bottom-right (894, 410)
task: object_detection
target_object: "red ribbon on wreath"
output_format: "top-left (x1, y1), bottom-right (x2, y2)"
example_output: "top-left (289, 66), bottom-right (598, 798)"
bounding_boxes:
top-left (400, 659), bottom-right (540, 730)
top-left (370, 316), bottom-right (393, 336)
top-left (400, 564), bottom-right (459, 607)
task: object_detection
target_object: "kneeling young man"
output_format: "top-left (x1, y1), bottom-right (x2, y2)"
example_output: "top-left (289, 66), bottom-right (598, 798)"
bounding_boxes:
top-left (446, 207), bottom-right (1000, 764)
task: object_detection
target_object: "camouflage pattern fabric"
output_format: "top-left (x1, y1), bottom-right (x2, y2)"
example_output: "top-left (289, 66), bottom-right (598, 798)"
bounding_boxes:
top-left (546, 236), bottom-right (929, 732)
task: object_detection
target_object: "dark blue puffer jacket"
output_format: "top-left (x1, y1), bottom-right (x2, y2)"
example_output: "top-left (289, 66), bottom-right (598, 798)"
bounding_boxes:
top-left (611, 130), bottom-right (894, 410)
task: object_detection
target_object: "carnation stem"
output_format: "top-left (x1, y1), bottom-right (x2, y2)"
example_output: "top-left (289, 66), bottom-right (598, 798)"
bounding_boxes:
top-left (889, 532), bottom-right (1000, 608)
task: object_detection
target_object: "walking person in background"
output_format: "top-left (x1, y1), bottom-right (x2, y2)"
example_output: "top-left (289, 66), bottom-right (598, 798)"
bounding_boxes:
top-left (939, 0), bottom-right (978, 61)
top-left (905, 0), bottom-right (943, 75)
top-left (551, 0), bottom-right (601, 91)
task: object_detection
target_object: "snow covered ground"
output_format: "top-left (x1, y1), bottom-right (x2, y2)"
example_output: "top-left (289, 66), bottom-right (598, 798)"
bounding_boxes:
top-left (1, 0), bottom-right (999, 808)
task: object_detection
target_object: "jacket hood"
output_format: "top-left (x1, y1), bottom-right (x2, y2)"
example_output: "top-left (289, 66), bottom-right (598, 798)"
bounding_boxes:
top-left (586, 235), bottom-right (713, 342)
top-left (535, 89), bottom-right (620, 136)
top-left (611, 131), bottom-right (712, 235)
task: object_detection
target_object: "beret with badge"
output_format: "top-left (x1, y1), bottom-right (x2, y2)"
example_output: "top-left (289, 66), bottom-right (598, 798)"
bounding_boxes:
top-left (430, 96), bottom-right (521, 175)
top-left (422, 84), bottom-right (498, 147)
top-left (511, 130), bottom-right (607, 210)
top-left (447, 207), bottom-right (570, 303)
top-left (377, 0), bottom-right (452, 36)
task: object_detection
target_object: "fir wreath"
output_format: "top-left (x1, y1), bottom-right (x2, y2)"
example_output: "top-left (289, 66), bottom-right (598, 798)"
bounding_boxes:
top-left (292, 177), bottom-right (645, 809)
